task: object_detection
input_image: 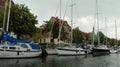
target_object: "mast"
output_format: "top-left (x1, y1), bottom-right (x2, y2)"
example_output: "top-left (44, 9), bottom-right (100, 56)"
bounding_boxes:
top-left (2, 0), bottom-right (8, 32)
top-left (115, 20), bottom-right (118, 45)
top-left (105, 17), bottom-right (107, 45)
top-left (6, 0), bottom-right (12, 32)
top-left (92, 9), bottom-right (96, 46)
top-left (92, 25), bottom-right (95, 46)
top-left (96, 0), bottom-right (100, 45)
top-left (58, 0), bottom-right (62, 47)
top-left (70, 0), bottom-right (73, 44)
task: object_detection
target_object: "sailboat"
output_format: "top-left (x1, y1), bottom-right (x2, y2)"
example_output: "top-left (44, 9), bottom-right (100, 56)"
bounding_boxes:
top-left (110, 20), bottom-right (120, 53)
top-left (92, 0), bottom-right (110, 55)
top-left (0, 0), bottom-right (42, 58)
top-left (56, 0), bottom-right (85, 56)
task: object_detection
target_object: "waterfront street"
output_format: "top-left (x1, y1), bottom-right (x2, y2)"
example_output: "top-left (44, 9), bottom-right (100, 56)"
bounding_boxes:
top-left (0, 54), bottom-right (120, 67)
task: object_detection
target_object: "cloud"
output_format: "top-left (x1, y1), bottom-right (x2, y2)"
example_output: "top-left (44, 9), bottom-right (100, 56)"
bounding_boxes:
top-left (75, 15), bottom-right (94, 32)
top-left (74, 15), bottom-right (120, 39)
top-left (13, 0), bottom-right (120, 40)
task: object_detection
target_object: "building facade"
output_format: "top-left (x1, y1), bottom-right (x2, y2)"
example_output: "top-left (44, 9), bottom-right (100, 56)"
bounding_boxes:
top-left (39, 17), bottom-right (71, 45)
top-left (22, 16), bottom-right (71, 46)
top-left (0, 0), bottom-right (5, 12)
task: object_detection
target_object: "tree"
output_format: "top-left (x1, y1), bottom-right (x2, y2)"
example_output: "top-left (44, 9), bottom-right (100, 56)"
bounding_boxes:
top-left (10, 4), bottom-right (38, 39)
top-left (86, 32), bottom-right (93, 44)
top-left (0, 9), bottom-right (4, 28)
top-left (42, 21), bottom-right (59, 39)
top-left (42, 17), bottom-right (69, 42)
top-left (98, 31), bottom-right (105, 44)
top-left (42, 20), bottom-right (59, 39)
top-left (72, 27), bottom-right (84, 44)
top-left (118, 40), bottom-right (120, 46)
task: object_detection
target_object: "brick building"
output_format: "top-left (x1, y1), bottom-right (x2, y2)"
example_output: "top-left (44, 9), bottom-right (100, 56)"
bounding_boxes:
top-left (0, 0), bottom-right (5, 7)
top-left (0, 0), bottom-right (14, 13)
top-left (0, 0), bottom-right (6, 13)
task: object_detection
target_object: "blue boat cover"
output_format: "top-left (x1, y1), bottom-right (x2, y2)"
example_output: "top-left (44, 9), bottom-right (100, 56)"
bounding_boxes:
top-left (3, 32), bottom-right (29, 43)
top-left (29, 42), bottom-right (39, 49)
top-left (1, 32), bottom-right (39, 49)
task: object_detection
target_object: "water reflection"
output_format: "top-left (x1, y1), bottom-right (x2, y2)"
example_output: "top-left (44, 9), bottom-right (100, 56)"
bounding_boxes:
top-left (0, 54), bottom-right (120, 67)
top-left (0, 58), bottom-right (41, 67)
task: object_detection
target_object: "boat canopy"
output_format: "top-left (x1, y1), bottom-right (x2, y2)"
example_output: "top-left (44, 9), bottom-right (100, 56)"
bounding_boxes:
top-left (3, 32), bottom-right (29, 43)
top-left (0, 32), bottom-right (39, 49)
top-left (29, 42), bottom-right (39, 49)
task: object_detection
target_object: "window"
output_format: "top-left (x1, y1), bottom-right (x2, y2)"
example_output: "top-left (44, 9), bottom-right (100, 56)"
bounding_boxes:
top-left (1, 46), bottom-right (8, 49)
top-left (44, 39), bottom-right (46, 43)
top-left (40, 39), bottom-right (42, 43)
top-left (21, 44), bottom-right (28, 48)
top-left (9, 47), bottom-right (16, 49)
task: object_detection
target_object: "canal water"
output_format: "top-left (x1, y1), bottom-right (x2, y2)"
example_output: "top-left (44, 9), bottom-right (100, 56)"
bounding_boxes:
top-left (0, 54), bottom-right (120, 67)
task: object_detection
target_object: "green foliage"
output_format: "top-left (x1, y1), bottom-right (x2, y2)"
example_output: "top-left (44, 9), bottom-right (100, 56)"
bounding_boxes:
top-left (10, 4), bottom-right (38, 39)
top-left (109, 39), bottom-right (115, 45)
top-left (60, 26), bottom-right (69, 41)
top-left (118, 40), bottom-right (120, 46)
top-left (72, 27), bottom-right (84, 43)
top-left (42, 18), bottom-right (69, 41)
top-left (42, 21), bottom-right (59, 38)
top-left (42, 21), bottom-right (52, 33)
top-left (86, 33), bottom-right (92, 41)
top-left (52, 21), bottom-right (59, 38)
top-left (0, 9), bottom-right (4, 28)
top-left (98, 31), bottom-right (105, 43)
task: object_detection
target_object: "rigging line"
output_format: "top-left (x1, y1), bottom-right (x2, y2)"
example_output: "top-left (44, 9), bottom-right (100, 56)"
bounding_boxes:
top-left (74, 0), bottom-right (77, 28)
top-left (59, 0), bottom-right (62, 19)
top-left (50, 0), bottom-right (60, 41)
top-left (61, 0), bottom-right (69, 28)
top-left (50, 0), bottom-right (60, 42)
top-left (58, 0), bottom-right (70, 41)
top-left (60, 1), bottom-right (69, 29)
top-left (62, 0), bottom-right (70, 20)
top-left (103, 17), bottom-right (107, 45)
top-left (54, 0), bottom-right (60, 17)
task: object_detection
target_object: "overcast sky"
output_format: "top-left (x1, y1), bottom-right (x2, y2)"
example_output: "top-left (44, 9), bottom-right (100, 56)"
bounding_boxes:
top-left (13, 0), bottom-right (120, 39)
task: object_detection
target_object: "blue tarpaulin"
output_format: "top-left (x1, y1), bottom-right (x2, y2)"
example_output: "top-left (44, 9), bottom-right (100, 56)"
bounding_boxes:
top-left (1, 32), bottom-right (39, 49)
top-left (3, 32), bottom-right (29, 43)
top-left (29, 42), bottom-right (39, 49)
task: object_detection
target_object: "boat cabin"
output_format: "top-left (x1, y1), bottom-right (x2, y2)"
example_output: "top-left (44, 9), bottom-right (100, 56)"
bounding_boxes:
top-left (0, 43), bottom-right (32, 51)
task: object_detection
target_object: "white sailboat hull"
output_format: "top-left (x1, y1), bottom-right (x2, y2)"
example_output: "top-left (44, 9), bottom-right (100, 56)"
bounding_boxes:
top-left (46, 49), bottom-right (58, 55)
top-left (0, 50), bottom-right (42, 58)
top-left (57, 47), bottom-right (85, 56)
